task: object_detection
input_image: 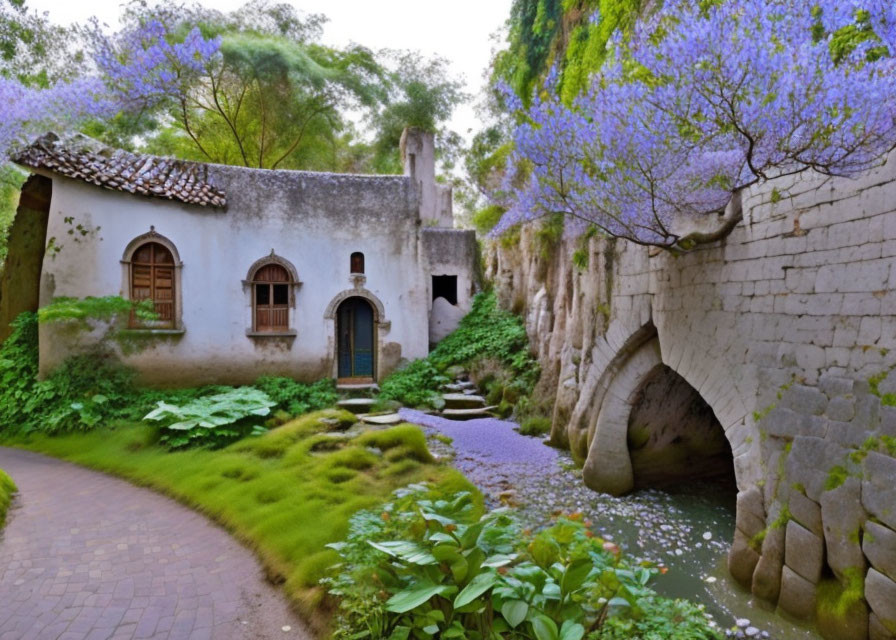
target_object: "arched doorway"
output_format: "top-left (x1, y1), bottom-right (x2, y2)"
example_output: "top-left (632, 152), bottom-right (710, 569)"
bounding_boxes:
top-left (336, 297), bottom-right (375, 380)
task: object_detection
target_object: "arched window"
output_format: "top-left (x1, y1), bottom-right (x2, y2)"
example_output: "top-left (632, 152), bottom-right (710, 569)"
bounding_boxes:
top-left (350, 252), bottom-right (365, 275)
top-left (252, 263), bottom-right (290, 332)
top-left (130, 241), bottom-right (176, 327)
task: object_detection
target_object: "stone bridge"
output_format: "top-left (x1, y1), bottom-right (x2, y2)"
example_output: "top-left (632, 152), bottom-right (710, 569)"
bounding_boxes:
top-left (487, 158), bottom-right (896, 640)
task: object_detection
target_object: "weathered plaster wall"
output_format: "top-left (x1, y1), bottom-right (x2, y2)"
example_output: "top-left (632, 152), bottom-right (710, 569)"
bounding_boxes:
top-left (487, 159), bottom-right (896, 639)
top-left (38, 166), bottom-right (430, 385)
top-left (424, 228), bottom-right (478, 343)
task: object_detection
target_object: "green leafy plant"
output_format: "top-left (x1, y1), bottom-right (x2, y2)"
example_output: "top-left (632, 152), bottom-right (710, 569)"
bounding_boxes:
top-left (0, 312), bottom-right (39, 432)
top-left (253, 376), bottom-right (339, 417)
top-left (379, 359), bottom-right (450, 409)
top-left (0, 313), bottom-right (142, 434)
top-left (143, 387), bottom-right (276, 449)
top-left (324, 487), bottom-right (720, 639)
top-left (379, 292), bottom-right (539, 410)
top-left (36, 295), bottom-right (156, 326)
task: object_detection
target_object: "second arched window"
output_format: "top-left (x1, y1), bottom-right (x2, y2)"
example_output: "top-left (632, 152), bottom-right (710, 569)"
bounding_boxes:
top-left (253, 263), bottom-right (290, 332)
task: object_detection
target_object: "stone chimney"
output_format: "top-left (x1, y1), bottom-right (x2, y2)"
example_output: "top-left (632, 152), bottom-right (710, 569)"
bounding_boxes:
top-left (400, 127), bottom-right (453, 228)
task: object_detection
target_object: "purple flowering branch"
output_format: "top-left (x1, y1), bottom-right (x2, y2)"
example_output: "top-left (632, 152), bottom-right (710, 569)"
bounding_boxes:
top-left (498, 0), bottom-right (896, 249)
top-left (0, 20), bottom-right (219, 163)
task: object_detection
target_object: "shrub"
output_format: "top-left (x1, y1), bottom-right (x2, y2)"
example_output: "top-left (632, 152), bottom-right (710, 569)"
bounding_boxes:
top-left (253, 376), bottom-right (339, 416)
top-left (324, 487), bottom-right (720, 640)
top-left (378, 359), bottom-right (449, 409)
top-left (0, 468), bottom-right (16, 529)
top-left (143, 387), bottom-right (276, 449)
top-left (379, 292), bottom-right (539, 409)
top-left (0, 312), bottom-right (39, 432)
top-left (520, 416), bottom-right (552, 437)
top-left (0, 312), bottom-right (141, 434)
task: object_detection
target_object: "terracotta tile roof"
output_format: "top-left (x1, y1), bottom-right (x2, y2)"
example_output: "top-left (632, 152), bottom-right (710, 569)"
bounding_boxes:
top-left (13, 133), bottom-right (227, 208)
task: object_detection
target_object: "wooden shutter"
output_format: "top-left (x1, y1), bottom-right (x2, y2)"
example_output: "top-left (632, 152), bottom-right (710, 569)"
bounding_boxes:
top-left (130, 242), bottom-right (175, 328)
top-left (350, 252), bottom-right (364, 274)
top-left (254, 264), bottom-right (289, 332)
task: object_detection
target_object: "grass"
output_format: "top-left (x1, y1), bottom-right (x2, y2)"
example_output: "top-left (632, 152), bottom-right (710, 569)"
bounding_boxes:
top-left (519, 416), bottom-right (552, 437)
top-left (0, 468), bottom-right (16, 529)
top-left (2, 409), bottom-right (478, 631)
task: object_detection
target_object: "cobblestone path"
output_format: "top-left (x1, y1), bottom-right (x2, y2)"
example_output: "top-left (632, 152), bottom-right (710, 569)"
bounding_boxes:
top-left (0, 447), bottom-right (310, 640)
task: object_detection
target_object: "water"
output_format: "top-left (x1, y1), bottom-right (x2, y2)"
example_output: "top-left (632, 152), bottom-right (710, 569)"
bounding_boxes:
top-left (400, 409), bottom-right (821, 640)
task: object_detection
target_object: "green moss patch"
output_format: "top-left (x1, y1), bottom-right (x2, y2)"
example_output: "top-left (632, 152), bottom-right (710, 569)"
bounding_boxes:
top-left (825, 465), bottom-right (849, 491)
top-left (0, 468), bottom-right (16, 529)
top-left (3, 410), bottom-right (476, 626)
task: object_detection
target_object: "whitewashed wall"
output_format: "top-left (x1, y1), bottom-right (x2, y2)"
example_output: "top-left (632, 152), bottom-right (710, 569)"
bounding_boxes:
top-left (38, 165), bottom-right (433, 385)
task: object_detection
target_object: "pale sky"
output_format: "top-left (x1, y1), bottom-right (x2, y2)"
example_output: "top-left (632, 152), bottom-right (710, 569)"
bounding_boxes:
top-left (25, 0), bottom-right (512, 143)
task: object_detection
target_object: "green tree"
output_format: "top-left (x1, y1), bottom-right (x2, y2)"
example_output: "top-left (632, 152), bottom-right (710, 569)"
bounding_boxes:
top-left (366, 51), bottom-right (467, 174)
top-left (98, 1), bottom-right (386, 170)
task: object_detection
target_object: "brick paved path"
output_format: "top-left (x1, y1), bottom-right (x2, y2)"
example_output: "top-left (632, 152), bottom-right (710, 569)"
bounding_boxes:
top-left (0, 447), bottom-right (311, 640)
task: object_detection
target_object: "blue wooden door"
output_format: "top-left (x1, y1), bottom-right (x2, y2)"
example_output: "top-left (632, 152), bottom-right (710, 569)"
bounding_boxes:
top-left (337, 298), bottom-right (375, 378)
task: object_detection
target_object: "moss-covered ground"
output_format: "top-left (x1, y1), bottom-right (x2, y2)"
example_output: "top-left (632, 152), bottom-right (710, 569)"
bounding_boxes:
top-left (1, 409), bottom-right (477, 630)
top-left (0, 467), bottom-right (15, 528)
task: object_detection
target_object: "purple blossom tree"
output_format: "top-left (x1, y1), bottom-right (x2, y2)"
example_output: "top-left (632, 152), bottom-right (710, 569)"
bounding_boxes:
top-left (498, 0), bottom-right (896, 249)
top-left (0, 20), bottom-right (219, 162)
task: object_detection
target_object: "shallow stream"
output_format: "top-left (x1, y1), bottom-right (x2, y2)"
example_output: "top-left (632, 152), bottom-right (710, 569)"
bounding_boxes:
top-left (399, 409), bottom-right (821, 640)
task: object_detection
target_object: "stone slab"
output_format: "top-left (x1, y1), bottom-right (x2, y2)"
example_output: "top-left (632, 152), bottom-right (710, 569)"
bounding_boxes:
top-left (871, 613), bottom-right (896, 640)
top-left (441, 393), bottom-right (487, 409)
top-left (729, 528), bottom-right (761, 587)
top-left (821, 476), bottom-right (868, 580)
top-left (441, 406), bottom-right (498, 420)
top-left (863, 521), bottom-right (896, 582)
top-left (866, 569), bottom-right (896, 634)
top-left (736, 487), bottom-right (767, 538)
top-left (358, 413), bottom-right (403, 425)
top-left (788, 489), bottom-right (823, 538)
top-left (779, 565), bottom-right (817, 620)
top-left (862, 452), bottom-right (896, 530)
top-left (784, 520), bottom-right (824, 584)
top-left (337, 398), bottom-right (377, 414)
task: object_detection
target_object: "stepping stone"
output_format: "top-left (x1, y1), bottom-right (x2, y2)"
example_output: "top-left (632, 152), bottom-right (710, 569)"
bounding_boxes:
top-left (440, 406), bottom-right (498, 420)
top-left (442, 383), bottom-right (466, 392)
top-left (337, 382), bottom-right (380, 393)
top-left (337, 398), bottom-right (376, 414)
top-left (442, 393), bottom-right (486, 410)
top-left (358, 413), bottom-right (403, 425)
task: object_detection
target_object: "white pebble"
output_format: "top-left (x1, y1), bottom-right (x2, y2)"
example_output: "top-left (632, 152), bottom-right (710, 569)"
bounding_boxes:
top-left (282, 626), bottom-right (292, 632)
top-left (703, 531), bottom-right (713, 540)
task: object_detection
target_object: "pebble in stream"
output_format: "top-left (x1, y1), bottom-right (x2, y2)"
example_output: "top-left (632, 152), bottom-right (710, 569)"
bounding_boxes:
top-left (399, 409), bottom-right (819, 640)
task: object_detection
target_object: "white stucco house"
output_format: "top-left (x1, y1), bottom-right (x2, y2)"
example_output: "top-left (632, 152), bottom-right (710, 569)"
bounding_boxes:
top-left (6, 129), bottom-right (477, 385)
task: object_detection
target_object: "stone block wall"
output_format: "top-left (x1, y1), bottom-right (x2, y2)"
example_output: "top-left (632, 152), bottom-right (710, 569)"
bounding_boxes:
top-left (486, 156), bottom-right (896, 638)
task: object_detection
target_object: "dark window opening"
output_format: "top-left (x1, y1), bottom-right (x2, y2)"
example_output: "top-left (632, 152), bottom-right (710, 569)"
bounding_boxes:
top-left (255, 283), bottom-right (270, 305)
top-left (273, 284), bottom-right (288, 305)
top-left (432, 275), bottom-right (458, 306)
top-left (351, 252), bottom-right (365, 274)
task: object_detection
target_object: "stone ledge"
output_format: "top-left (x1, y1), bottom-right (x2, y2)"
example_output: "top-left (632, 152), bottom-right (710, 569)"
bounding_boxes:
top-left (118, 328), bottom-right (186, 337)
top-left (245, 330), bottom-right (297, 338)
